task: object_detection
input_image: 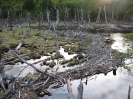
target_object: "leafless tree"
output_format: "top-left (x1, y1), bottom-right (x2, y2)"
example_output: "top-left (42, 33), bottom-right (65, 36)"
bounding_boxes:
top-left (88, 14), bottom-right (90, 23)
top-left (111, 1), bottom-right (116, 21)
top-left (67, 77), bottom-right (73, 99)
top-left (77, 81), bottom-right (83, 99)
top-left (64, 7), bottom-right (70, 23)
top-left (80, 8), bottom-right (84, 24)
top-left (127, 86), bottom-right (133, 99)
top-left (53, 24), bottom-right (59, 53)
top-left (38, 12), bottom-right (42, 30)
top-left (54, 6), bottom-right (60, 25)
top-left (96, 6), bottom-right (101, 23)
top-left (19, 3), bottom-right (23, 27)
top-left (46, 10), bottom-right (51, 28)
top-left (103, 5), bottom-right (108, 24)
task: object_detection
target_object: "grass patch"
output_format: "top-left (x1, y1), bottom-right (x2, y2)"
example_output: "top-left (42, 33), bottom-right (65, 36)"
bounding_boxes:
top-left (61, 54), bottom-right (86, 67)
top-left (48, 61), bottom-right (56, 68)
top-left (125, 33), bottom-right (133, 41)
top-left (51, 53), bottom-right (64, 60)
top-left (1, 26), bottom-right (91, 66)
top-left (25, 73), bottom-right (33, 79)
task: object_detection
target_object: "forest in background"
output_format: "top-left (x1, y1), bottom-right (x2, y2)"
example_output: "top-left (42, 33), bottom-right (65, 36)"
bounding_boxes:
top-left (0, 0), bottom-right (133, 22)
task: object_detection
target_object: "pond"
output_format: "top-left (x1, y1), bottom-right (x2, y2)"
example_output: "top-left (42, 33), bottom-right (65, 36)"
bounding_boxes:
top-left (5, 33), bottom-right (133, 99)
top-left (39, 33), bottom-right (133, 99)
top-left (40, 68), bottom-right (133, 99)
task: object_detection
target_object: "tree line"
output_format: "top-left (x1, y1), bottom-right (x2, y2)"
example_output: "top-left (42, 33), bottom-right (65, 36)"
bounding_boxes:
top-left (0, 0), bottom-right (133, 22)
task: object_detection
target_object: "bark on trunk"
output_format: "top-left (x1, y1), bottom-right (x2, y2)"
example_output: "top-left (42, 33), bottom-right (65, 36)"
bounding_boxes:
top-left (67, 78), bottom-right (73, 99)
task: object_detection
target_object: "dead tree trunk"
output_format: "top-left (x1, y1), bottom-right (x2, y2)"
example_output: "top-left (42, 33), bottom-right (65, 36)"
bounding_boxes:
top-left (19, 4), bottom-right (23, 27)
top-left (38, 12), bottom-right (41, 30)
top-left (26, 11), bottom-right (31, 31)
top-left (53, 24), bottom-right (59, 53)
top-left (54, 6), bottom-right (60, 25)
top-left (7, 11), bottom-right (12, 30)
top-left (127, 86), bottom-right (133, 99)
top-left (7, 11), bottom-right (9, 28)
top-left (64, 7), bottom-right (70, 25)
top-left (9, 13), bottom-right (12, 31)
top-left (46, 10), bottom-right (51, 28)
top-left (77, 81), bottom-right (83, 99)
top-left (0, 48), bottom-right (1, 61)
top-left (28, 22), bottom-right (31, 32)
top-left (103, 5), bottom-right (108, 24)
top-left (74, 10), bottom-right (77, 21)
top-left (96, 6), bottom-right (101, 23)
top-left (40, 11), bottom-right (43, 24)
top-left (80, 8), bottom-right (84, 24)
top-left (77, 8), bottom-right (80, 22)
top-left (0, 5), bottom-right (3, 27)
top-left (88, 14), bottom-right (90, 23)
top-left (67, 78), bottom-right (73, 99)
top-left (111, 2), bottom-right (116, 21)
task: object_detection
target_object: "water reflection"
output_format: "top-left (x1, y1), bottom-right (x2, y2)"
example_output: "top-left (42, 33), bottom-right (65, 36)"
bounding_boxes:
top-left (39, 68), bottom-right (133, 99)
top-left (39, 33), bottom-right (133, 99)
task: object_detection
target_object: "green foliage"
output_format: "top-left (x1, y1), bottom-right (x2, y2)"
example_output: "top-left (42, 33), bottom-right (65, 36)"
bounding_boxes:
top-left (125, 33), bottom-right (133, 41)
top-left (0, 0), bottom-right (133, 21)
top-left (35, 32), bottom-right (41, 36)
top-left (0, 28), bottom-right (2, 32)
top-left (23, 0), bottom-right (36, 12)
top-left (123, 8), bottom-right (133, 21)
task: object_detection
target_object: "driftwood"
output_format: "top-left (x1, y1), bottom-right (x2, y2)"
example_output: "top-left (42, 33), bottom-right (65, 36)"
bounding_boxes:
top-left (31, 24), bottom-right (133, 33)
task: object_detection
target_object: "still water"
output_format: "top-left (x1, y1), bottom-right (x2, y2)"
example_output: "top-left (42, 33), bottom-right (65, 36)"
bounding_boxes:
top-left (40, 33), bottom-right (133, 99)
top-left (39, 68), bottom-right (133, 99)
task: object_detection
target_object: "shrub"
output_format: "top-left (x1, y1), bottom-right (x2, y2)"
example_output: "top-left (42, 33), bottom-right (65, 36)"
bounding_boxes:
top-left (0, 28), bottom-right (2, 32)
top-left (49, 61), bottom-right (56, 68)
top-left (43, 60), bottom-right (47, 65)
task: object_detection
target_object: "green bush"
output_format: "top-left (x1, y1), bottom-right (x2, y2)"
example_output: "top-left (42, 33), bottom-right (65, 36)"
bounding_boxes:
top-left (0, 28), bottom-right (2, 32)
top-left (43, 60), bottom-right (47, 65)
top-left (61, 59), bottom-right (70, 64)
top-left (35, 32), bottom-right (40, 36)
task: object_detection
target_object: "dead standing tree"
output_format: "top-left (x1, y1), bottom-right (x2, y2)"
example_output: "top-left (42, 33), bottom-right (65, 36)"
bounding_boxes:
top-left (77, 81), bottom-right (83, 99)
top-left (64, 7), bottom-right (70, 24)
top-left (0, 5), bottom-right (3, 27)
top-left (7, 11), bottom-right (12, 30)
top-left (54, 6), bottom-right (60, 25)
top-left (19, 4), bottom-right (23, 27)
top-left (111, 1), bottom-right (116, 22)
top-left (80, 8), bottom-right (84, 24)
top-left (88, 14), bottom-right (90, 23)
top-left (96, 6), bottom-right (101, 23)
top-left (38, 11), bottom-right (44, 30)
top-left (46, 9), bottom-right (51, 28)
top-left (103, 5), bottom-right (108, 24)
top-left (127, 86), bottom-right (133, 99)
top-left (53, 24), bottom-right (59, 54)
top-left (67, 77), bottom-right (73, 99)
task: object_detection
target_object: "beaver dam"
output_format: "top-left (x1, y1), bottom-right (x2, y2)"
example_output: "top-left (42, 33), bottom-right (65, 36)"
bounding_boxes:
top-left (0, 24), bottom-right (133, 99)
